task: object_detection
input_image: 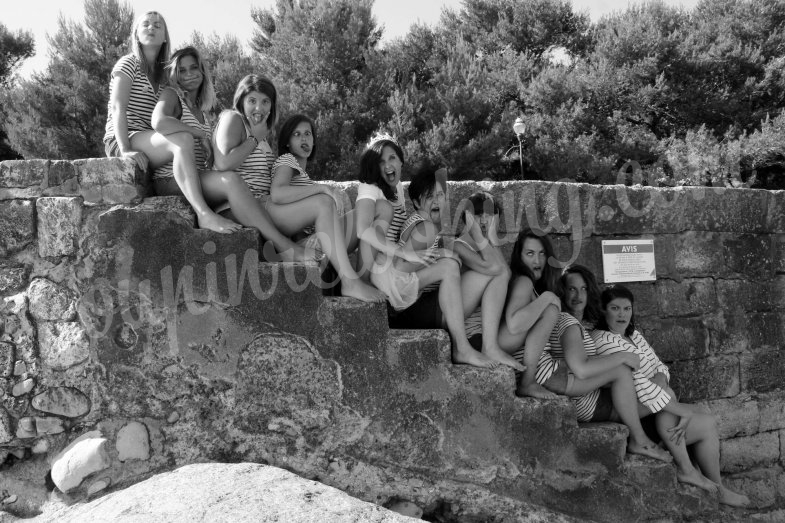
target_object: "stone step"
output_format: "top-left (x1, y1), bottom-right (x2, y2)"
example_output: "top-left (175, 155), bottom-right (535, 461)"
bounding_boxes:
top-left (386, 329), bottom-right (452, 370)
top-left (575, 422), bottom-right (629, 472)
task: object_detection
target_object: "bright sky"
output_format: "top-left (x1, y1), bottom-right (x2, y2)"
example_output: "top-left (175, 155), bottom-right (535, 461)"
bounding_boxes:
top-left (5, 0), bottom-right (701, 78)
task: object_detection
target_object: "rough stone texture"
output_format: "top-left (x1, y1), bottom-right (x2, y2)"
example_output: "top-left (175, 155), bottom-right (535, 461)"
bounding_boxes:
top-left (720, 431), bottom-right (780, 473)
top-left (655, 278), bottom-right (717, 317)
top-left (36, 197), bottom-right (82, 258)
top-left (716, 279), bottom-right (773, 312)
top-left (637, 316), bottom-right (709, 362)
top-left (705, 395), bottom-right (761, 439)
top-left (50, 431), bottom-right (111, 493)
top-left (31, 387), bottom-right (90, 418)
top-left (759, 391), bottom-right (785, 432)
top-left (74, 158), bottom-right (145, 204)
top-left (37, 322), bottom-right (90, 370)
top-left (669, 356), bottom-right (740, 401)
top-left (0, 341), bottom-right (13, 378)
top-left (722, 234), bottom-right (772, 277)
top-left (0, 200), bottom-right (35, 257)
top-left (116, 421), bottom-right (150, 462)
top-left (16, 416), bottom-right (35, 438)
top-left (27, 278), bottom-right (77, 321)
top-left (0, 408), bottom-right (12, 443)
top-left (36, 463), bottom-right (423, 523)
top-left (11, 377), bottom-right (34, 396)
top-left (741, 348), bottom-right (785, 393)
top-left (0, 264), bottom-right (28, 295)
top-left (0, 160), bottom-right (47, 188)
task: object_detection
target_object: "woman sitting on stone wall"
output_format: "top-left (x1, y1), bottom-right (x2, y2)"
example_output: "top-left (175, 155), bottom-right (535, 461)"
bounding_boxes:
top-left (149, 48), bottom-right (307, 262)
top-left (268, 113), bottom-right (383, 301)
top-left (592, 284), bottom-right (750, 507)
top-left (531, 264), bottom-right (671, 461)
top-left (103, 11), bottom-right (236, 234)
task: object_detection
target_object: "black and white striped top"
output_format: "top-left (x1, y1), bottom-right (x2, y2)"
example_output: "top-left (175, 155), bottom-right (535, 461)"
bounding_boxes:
top-left (356, 182), bottom-right (407, 243)
top-left (153, 90), bottom-right (212, 180)
top-left (535, 313), bottom-right (601, 422)
top-left (591, 329), bottom-right (672, 413)
top-left (104, 54), bottom-right (161, 142)
top-left (235, 133), bottom-right (274, 198)
top-left (272, 153), bottom-right (314, 186)
top-left (398, 213), bottom-right (444, 294)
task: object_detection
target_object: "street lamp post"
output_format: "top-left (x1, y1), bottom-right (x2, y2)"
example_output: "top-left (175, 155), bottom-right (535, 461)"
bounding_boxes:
top-left (513, 117), bottom-right (526, 179)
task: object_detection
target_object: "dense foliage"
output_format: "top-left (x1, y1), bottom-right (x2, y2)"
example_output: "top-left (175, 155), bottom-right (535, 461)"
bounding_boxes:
top-left (2, 0), bottom-right (785, 188)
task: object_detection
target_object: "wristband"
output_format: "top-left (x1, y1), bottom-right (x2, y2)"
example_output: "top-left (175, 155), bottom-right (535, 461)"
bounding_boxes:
top-left (248, 135), bottom-right (259, 147)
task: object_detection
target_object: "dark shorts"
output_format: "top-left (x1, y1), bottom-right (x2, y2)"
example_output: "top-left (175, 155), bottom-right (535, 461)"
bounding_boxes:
top-left (589, 387), bottom-right (615, 422)
top-left (388, 290), bottom-right (443, 329)
top-left (468, 333), bottom-right (483, 351)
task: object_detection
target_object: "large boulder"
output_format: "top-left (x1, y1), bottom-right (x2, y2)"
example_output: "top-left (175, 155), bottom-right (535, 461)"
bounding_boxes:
top-left (34, 463), bottom-right (418, 522)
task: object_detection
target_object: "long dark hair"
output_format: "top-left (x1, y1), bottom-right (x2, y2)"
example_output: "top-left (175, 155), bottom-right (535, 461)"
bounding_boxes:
top-left (596, 284), bottom-right (636, 336)
top-left (232, 74), bottom-right (277, 129)
top-left (358, 138), bottom-right (404, 201)
top-left (558, 265), bottom-right (602, 325)
top-left (509, 229), bottom-right (558, 294)
top-left (278, 114), bottom-right (317, 158)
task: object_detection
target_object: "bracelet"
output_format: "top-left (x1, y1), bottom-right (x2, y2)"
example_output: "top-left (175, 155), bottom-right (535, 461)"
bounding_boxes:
top-left (248, 135), bottom-right (259, 147)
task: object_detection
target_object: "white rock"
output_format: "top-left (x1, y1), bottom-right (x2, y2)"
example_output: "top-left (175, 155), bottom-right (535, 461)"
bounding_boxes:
top-left (50, 431), bottom-right (111, 493)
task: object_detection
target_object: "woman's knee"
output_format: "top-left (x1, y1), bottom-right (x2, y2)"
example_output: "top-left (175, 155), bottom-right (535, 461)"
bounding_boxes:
top-left (168, 131), bottom-right (195, 152)
top-left (314, 193), bottom-right (337, 215)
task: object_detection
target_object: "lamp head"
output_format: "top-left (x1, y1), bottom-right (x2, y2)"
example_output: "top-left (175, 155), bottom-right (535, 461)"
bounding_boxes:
top-left (513, 117), bottom-right (526, 136)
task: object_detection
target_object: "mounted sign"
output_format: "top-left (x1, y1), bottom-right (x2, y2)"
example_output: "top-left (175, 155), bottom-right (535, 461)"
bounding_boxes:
top-left (601, 239), bottom-right (656, 283)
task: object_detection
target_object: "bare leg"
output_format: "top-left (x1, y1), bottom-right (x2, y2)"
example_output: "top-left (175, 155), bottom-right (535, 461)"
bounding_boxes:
top-left (680, 410), bottom-right (748, 506)
top-left (514, 305), bottom-right (560, 399)
top-left (267, 194), bottom-right (383, 302)
top-left (198, 171), bottom-right (312, 261)
top-left (416, 260), bottom-right (497, 369)
top-left (653, 410), bottom-right (716, 490)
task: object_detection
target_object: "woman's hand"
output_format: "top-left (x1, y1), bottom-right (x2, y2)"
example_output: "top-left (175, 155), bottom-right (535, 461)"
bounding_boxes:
top-left (540, 290), bottom-right (562, 312)
top-left (123, 150), bottom-right (149, 171)
top-left (667, 412), bottom-right (692, 444)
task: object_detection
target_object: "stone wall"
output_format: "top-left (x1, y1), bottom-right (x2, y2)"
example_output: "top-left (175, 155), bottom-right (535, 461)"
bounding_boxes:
top-left (0, 157), bottom-right (782, 520)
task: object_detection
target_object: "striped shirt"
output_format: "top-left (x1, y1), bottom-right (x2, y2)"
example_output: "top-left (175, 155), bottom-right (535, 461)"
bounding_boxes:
top-left (272, 153), bottom-right (313, 187)
top-left (153, 90), bottom-right (212, 180)
top-left (234, 130), bottom-right (274, 198)
top-left (356, 182), bottom-right (407, 243)
top-left (591, 329), bottom-right (671, 413)
top-left (398, 213), bottom-right (444, 294)
top-left (104, 54), bottom-right (161, 142)
top-left (535, 313), bottom-right (601, 422)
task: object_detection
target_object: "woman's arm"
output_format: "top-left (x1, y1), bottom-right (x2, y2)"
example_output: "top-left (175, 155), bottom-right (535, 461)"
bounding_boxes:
top-left (562, 326), bottom-right (640, 380)
top-left (108, 72), bottom-right (150, 171)
top-left (504, 278), bottom-right (561, 335)
top-left (355, 199), bottom-right (422, 264)
top-left (151, 88), bottom-right (203, 138)
top-left (212, 112), bottom-right (258, 171)
top-left (451, 238), bottom-right (506, 276)
top-left (270, 165), bottom-right (330, 205)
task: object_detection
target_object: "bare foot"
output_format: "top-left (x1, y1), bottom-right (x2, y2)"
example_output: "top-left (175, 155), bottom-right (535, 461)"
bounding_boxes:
top-left (517, 382), bottom-right (559, 399)
top-left (718, 485), bottom-right (750, 507)
top-left (279, 245), bottom-right (320, 263)
top-left (482, 344), bottom-right (526, 371)
top-left (197, 212), bottom-right (242, 233)
top-left (677, 468), bottom-right (718, 493)
top-left (453, 347), bottom-right (499, 369)
top-left (341, 278), bottom-right (386, 302)
top-left (627, 441), bottom-right (672, 463)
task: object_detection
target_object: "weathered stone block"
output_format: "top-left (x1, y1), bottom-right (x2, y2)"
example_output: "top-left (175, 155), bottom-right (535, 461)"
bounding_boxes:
top-left (46, 160), bottom-right (77, 189)
top-left (720, 431), bottom-right (780, 473)
top-left (0, 200), bottom-right (35, 256)
top-left (0, 341), bottom-right (13, 378)
top-left (0, 264), bottom-right (28, 294)
top-left (759, 391), bottom-right (785, 432)
top-left (657, 231), bottom-right (724, 279)
top-left (74, 157), bottom-right (138, 186)
top-left (51, 430), bottom-right (111, 493)
top-left (669, 356), bottom-right (739, 401)
top-left (722, 234), bottom-right (771, 277)
top-left (705, 394), bottom-right (760, 439)
top-left (741, 348), bottom-right (785, 393)
top-left (38, 322), bottom-right (90, 370)
top-left (36, 197), bottom-right (82, 257)
top-left (139, 196), bottom-right (195, 227)
top-left (767, 190), bottom-right (785, 233)
top-left (655, 278), bottom-right (717, 317)
top-left (0, 408), bottom-right (12, 443)
top-left (637, 317), bottom-right (709, 362)
top-left (12, 359), bottom-right (25, 376)
top-left (774, 235), bottom-right (785, 273)
top-left (725, 467), bottom-right (780, 509)
top-left (35, 416), bottom-right (64, 434)
top-left (0, 159), bottom-right (47, 188)
top-left (116, 421), bottom-right (150, 461)
top-left (716, 279), bottom-right (773, 312)
top-left (32, 387), bottom-right (90, 418)
top-left (773, 275), bottom-right (785, 311)
top-left (27, 277), bottom-right (77, 321)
